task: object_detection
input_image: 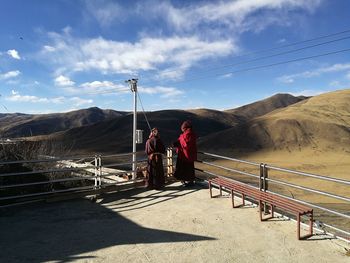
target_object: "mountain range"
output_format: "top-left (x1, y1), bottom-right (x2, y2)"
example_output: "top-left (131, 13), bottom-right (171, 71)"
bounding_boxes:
top-left (1, 89), bottom-right (349, 156)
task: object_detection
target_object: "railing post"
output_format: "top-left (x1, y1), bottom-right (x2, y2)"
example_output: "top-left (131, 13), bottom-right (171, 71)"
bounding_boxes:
top-left (259, 163), bottom-right (264, 191)
top-left (167, 147), bottom-right (173, 177)
top-left (94, 155), bottom-right (98, 190)
top-left (98, 155), bottom-right (102, 189)
top-left (263, 164), bottom-right (268, 193)
top-left (263, 164), bottom-right (269, 214)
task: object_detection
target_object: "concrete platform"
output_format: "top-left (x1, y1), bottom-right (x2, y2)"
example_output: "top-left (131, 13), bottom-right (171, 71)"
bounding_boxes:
top-left (0, 182), bottom-right (349, 263)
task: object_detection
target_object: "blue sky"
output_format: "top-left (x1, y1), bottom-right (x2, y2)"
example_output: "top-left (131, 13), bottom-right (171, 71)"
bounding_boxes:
top-left (1, 0), bottom-right (350, 114)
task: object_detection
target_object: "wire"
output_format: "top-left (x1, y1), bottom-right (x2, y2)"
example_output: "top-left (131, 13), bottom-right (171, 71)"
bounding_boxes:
top-left (173, 47), bottom-right (350, 84)
top-left (137, 92), bottom-right (152, 132)
top-left (171, 35), bottom-right (350, 82)
top-left (156, 27), bottom-right (350, 77)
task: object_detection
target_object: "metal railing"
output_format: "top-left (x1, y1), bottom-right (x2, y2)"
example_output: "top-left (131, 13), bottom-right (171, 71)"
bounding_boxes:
top-left (196, 151), bottom-right (350, 241)
top-left (0, 150), bottom-right (175, 206)
top-left (1, 153), bottom-right (141, 204)
top-left (2, 148), bottom-right (349, 241)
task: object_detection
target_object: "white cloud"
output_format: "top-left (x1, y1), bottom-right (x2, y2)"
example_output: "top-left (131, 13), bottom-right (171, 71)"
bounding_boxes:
top-left (39, 32), bottom-right (235, 79)
top-left (139, 86), bottom-right (184, 98)
top-left (6, 90), bottom-right (64, 104)
top-left (277, 63), bottom-right (350, 83)
top-left (69, 97), bottom-right (93, 106)
top-left (78, 80), bottom-right (129, 94)
top-left (7, 49), bottom-right (21, 60)
top-left (0, 70), bottom-right (21, 80)
top-left (346, 72), bottom-right (350, 80)
top-left (5, 90), bottom-right (92, 107)
top-left (84, 0), bottom-right (124, 27)
top-left (43, 45), bottom-right (56, 52)
top-left (219, 73), bottom-right (233, 79)
top-left (54, 75), bottom-right (75, 86)
top-left (290, 89), bottom-right (328, 97)
top-left (143, 0), bottom-right (322, 34)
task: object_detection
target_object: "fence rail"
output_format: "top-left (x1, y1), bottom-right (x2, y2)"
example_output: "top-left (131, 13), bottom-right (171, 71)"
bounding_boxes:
top-left (197, 151), bottom-right (350, 240)
top-left (1, 149), bottom-right (349, 241)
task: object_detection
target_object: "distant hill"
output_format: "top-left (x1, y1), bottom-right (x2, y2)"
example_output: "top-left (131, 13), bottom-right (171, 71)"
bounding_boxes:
top-left (43, 109), bottom-right (237, 153)
top-left (8, 91), bottom-right (341, 155)
top-left (199, 89), bottom-right (350, 154)
top-left (0, 107), bottom-right (126, 138)
top-left (225, 93), bottom-right (307, 120)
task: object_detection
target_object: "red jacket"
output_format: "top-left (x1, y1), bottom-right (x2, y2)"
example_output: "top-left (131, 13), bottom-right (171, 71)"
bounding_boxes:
top-left (177, 129), bottom-right (197, 162)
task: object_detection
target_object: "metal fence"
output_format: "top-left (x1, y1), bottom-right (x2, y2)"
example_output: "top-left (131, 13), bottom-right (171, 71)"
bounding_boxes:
top-left (0, 152), bottom-right (149, 206)
top-left (1, 149), bottom-right (349, 242)
top-left (195, 151), bottom-right (350, 241)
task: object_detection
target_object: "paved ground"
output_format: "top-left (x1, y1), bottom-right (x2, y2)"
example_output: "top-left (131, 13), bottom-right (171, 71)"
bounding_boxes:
top-left (0, 182), bottom-right (349, 263)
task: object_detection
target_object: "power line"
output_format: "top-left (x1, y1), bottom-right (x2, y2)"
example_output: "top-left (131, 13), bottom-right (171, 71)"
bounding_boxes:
top-left (137, 92), bottom-right (152, 132)
top-left (173, 47), bottom-right (350, 84)
top-left (172, 35), bottom-right (350, 81)
top-left (156, 27), bottom-right (350, 78)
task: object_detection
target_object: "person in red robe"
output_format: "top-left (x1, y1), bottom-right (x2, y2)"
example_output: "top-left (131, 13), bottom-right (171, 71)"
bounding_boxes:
top-left (145, 128), bottom-right (166, 189)
top-left (173, 120), bottom-right (197, 186)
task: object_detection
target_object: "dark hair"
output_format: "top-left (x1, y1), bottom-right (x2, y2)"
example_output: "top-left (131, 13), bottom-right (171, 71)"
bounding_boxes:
top-left (181, 120), bottom-right (192, 130)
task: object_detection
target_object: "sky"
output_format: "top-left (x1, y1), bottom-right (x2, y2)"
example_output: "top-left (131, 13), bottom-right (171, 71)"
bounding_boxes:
top-left (1, 0), bottom-right (350, 114)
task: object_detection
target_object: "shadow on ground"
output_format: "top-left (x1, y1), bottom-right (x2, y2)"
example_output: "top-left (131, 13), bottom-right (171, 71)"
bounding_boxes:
top-left (0, 183), bottom-right (215, 263)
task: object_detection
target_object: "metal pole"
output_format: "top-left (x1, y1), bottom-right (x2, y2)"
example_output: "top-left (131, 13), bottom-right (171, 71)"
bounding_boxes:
top-left (127, 79), bottom-right (138, 179)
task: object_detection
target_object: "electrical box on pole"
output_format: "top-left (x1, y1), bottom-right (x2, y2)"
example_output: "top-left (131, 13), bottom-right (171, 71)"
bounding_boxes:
top-left (136, 129), bottom-right (143, 144)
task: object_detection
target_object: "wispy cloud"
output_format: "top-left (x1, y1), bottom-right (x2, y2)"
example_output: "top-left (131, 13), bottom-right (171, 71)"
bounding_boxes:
top-left (290, 89), bottom-right (328, 97)
top-left (139, 86), bottom-right (184, 98)
top-left (141, 0), bottom-right (322, 34)
top-left (0, 70), bottom-right (21, 80)
top-left (6, 90), bottom-right (93, 107)
top-left (219, 73), bottom-right (233, 79)
top-left (39, 30), bottom-right (235, 79)
top-left (78, 80), bottom-right (129, 94)
top-left (6, 90), bottom-right (64, 103)
top-left (7, 49), bottom-right (21, 60)
top-left (84, 0), bottom-right (124, 27)
top-left (54, 75), bottom-right (75, 86)
top-left (277, 63), bottom-right (350, 83)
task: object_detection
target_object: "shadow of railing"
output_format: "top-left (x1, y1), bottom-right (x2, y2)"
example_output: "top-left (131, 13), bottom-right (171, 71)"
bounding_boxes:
top-left (0, 185), bottom-right (215, 263)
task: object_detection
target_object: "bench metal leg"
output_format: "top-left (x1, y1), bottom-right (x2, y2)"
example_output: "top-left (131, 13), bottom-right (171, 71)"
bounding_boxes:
top-left (209, 181), bottom-right (213, 198)
top-left (259, 200), bottom-right (263, 221)
top-left (309, 212), bottom-right (313, 236)
top-left (297, 212), bottom-right (314, 240)
top-left (242, 193), bottom-right (245, 206)
top-left (231, 189), bottom-right (234, 208)
top-left (219, 185), bottom-right (222, 196)
top-left (297, 213), bottom-right (301, 240)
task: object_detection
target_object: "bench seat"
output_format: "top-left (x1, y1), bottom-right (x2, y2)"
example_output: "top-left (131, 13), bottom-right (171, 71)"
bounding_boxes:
top-left (209, 176), bottom-right (313, 240)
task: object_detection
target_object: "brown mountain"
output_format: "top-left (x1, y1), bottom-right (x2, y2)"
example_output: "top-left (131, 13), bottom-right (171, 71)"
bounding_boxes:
top-left (199, 89), bottom-right (350, 154)
top-left (43, 109), bottom-right (237, 154)
top-left (225, 93), bottom-right (307, 120)
top-left (0, 107), bottom-right (126, 138)
top-left (23, 93), bottom-right (310, 154)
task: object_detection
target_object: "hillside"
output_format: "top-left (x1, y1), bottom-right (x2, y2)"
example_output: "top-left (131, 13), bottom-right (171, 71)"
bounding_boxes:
top-left (22, 93), bottom-right (311, 154)
top-left (42, 109), bottom-right (237, 153)
top-left (199, 89), bottom-right (350, 154)
top-left (225, 93), bottom-right (307, 120)
top-left (0, 107), bottom-right (126, 138)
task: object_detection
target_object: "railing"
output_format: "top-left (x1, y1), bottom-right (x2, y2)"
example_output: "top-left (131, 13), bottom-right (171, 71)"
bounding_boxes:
top-left (0, 152), bottom-right (152, 206)
top-left (2, 148), bottom-right (349, 242)
top-left (196, 151), bottom-right (350, 241)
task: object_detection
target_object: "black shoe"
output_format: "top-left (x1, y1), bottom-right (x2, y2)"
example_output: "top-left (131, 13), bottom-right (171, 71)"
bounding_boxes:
top-left (185, 181), bottom-right (195, 187)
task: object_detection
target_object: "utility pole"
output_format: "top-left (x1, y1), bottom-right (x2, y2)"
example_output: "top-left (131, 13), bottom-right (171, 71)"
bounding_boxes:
top-left (126, 79), bottom-right (138, 179)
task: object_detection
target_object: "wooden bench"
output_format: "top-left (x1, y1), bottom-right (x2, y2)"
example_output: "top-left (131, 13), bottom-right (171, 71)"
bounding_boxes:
top-left (209, 177), bottom-right (313, 240)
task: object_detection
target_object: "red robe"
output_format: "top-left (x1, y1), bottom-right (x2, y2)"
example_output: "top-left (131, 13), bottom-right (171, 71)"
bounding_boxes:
top-left (177, 128), bottom-right (197, 162)
top-left (174, 128), bottom-right (197, 181)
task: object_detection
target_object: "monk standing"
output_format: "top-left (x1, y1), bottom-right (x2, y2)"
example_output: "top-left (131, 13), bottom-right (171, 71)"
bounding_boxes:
top-left (173, 120), bottom-right (197, 186)
top-left (145, 128), bottom-right (166, 189)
